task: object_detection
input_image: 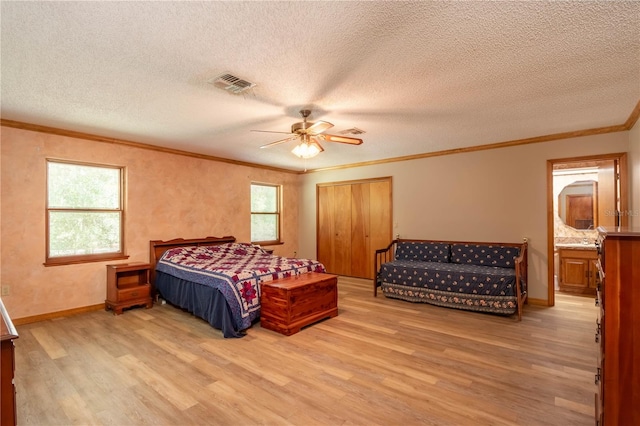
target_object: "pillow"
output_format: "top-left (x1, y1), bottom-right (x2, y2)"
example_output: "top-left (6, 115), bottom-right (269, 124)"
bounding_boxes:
top-left (395, 241), bottom-right (450, 263)
top-left (450, 243), bottom-right (520, 268)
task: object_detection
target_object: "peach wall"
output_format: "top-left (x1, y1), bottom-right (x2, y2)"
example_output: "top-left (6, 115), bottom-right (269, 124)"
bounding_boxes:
top-left (0, 126), bottom-right (300, 319)
top-left (298, 132), bottom-right (631, 302)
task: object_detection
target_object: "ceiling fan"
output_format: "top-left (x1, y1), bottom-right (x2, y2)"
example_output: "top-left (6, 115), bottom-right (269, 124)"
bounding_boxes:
top-left (252, 109), bottom-right (363, 159)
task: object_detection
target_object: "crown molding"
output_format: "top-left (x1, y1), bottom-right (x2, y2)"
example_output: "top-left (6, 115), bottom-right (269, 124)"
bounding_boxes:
top-left (0, 119), bottom-right (299, 174)
top-left (309, 100), bottom-right (640, 173)
top-left (3, 98), bottom-right (638, 175)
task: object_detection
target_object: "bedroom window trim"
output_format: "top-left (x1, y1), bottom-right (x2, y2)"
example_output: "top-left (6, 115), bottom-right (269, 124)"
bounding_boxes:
top-left (250, 182), bottom-right (282, 246)
top-left (44, 159), bottom-right (129, 266)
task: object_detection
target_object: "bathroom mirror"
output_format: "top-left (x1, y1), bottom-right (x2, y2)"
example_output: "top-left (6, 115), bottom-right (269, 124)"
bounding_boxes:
top-left (557, 180), bottom-right (598, 230)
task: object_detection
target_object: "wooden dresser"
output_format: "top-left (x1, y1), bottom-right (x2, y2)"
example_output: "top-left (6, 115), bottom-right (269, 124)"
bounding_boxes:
top-left (594, 227), bottom-right (640, 425)
top-left (1, 298), bottom-right (19, 426)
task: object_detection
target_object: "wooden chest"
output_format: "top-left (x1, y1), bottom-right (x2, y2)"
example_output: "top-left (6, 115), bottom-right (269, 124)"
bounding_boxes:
top-left (260, 272), bottom-right (338, 336)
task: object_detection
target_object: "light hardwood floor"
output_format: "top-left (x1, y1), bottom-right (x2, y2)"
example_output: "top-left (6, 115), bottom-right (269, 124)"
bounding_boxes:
top-left (14, 277), bottom-right (597, 425)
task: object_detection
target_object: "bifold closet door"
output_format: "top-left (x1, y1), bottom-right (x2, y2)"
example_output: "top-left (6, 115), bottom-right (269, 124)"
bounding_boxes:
top-left (317, 184), bottom-right (352, 276)
top-left (317, 178), bottom-right (392, 279)
top-left (350, 183), bottom-right (370, 278)
top-left (317, 185), bottom-right (335, 273)
top-left (368, 180), bottom-right (392, 278)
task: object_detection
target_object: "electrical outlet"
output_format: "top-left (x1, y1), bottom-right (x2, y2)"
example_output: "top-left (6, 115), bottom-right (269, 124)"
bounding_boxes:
top-left (1, 285), bottom-right (9, 296)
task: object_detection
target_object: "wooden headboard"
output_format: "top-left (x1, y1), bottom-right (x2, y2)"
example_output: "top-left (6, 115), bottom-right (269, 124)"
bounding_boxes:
top-left (148, 236), bottom-right (236, 291)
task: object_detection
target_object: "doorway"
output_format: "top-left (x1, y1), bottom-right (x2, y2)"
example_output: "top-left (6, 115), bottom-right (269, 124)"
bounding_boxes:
top-left (546, 153), bottom-right (628, 306)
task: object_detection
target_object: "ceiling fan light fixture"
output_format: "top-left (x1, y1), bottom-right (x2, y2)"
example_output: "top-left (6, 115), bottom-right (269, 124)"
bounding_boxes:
top-left (256, 109), bottom-right (363, 158)
top-left (292, 140), bottom-right (321, 159)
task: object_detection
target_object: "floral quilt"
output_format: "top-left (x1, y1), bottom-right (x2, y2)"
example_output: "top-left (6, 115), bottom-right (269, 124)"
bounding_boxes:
top-left (156, 243), bottom-right (326, 331)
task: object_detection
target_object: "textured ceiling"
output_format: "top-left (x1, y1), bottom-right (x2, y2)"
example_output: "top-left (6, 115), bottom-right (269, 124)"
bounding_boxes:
top-left (1, 1), bottom-right (639, 171)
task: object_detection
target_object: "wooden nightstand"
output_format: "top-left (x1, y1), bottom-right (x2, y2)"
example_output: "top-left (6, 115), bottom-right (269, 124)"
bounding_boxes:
top-left (105, 262), bottom-right (153, 315)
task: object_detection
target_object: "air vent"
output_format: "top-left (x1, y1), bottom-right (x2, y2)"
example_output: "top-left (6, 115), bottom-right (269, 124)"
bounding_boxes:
top-left (340, 127), bottom-right (366, 135)
top-left (208, 73), bottom-right (256, 94)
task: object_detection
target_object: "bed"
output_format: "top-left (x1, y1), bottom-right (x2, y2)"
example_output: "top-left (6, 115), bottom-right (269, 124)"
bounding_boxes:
top-left (149, 236), bottom-right (326, 338)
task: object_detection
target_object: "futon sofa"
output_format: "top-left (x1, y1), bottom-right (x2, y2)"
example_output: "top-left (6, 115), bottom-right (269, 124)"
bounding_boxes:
top-left (374, 239), bottom-right (528, 320)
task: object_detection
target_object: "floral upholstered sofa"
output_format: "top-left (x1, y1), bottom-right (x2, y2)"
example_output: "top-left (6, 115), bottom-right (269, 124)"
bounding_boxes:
top-left (374, 239), bottom-right (528, 320)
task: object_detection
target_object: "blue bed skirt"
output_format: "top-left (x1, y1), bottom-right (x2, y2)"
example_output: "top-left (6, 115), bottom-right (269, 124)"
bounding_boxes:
top-left (155, 271), bottom-right (253, 338)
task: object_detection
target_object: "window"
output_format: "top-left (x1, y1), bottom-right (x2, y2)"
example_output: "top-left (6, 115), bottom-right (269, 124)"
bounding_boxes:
top-left (45, 160), bottom-right (126, 265)
top-left (251, 183), bottom-right (281, 244)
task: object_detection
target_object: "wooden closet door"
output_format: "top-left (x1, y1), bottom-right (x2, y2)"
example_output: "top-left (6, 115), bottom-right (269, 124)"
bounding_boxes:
top-left (350, 183), bottom-right (370, 278)
top-left (332, 185), bottom-right (352, 276)
top-left (317, 177), bottom-right (392, 279)
top-left (318, 184), bottom-right (352, 276)
top-left (317, 185), bottom-right (336, 274)
top-left (351, 180), bottom-right (392, 279)
top-left (368, 179), bottom-right (392, 278)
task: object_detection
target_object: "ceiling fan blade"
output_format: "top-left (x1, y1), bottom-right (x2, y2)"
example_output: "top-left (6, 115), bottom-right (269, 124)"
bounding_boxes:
top-left (251, 130), bottom-right (293, 135)
top-left (320, 134), bottom-right (363, 145)
top-left (260, 136), bottom-right (299, 149)
top-left (306, 120), bottom-right (334, 135)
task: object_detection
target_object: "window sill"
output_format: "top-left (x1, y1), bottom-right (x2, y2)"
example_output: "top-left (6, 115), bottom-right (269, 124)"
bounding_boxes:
top-left (44, 254), bottom-right (130, 267)
top-left (251, 241), bottom-right (284, 247)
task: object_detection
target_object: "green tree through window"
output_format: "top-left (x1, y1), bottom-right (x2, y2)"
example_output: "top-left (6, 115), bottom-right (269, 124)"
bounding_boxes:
top-left (251, 183), bottom-right (281, 244)
top-left (46, 160), bottom-right (125, 265)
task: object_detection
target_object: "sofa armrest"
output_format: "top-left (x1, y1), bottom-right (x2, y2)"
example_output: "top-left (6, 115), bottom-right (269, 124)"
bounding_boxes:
top-left (514, 238), bottom-right (528, 282)
top-left (513, 238), bottom-right (528, 320)
top-left (375, 239), bottom-right (397, 257)
top-left (373, 239), bottom-right (398, 296)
